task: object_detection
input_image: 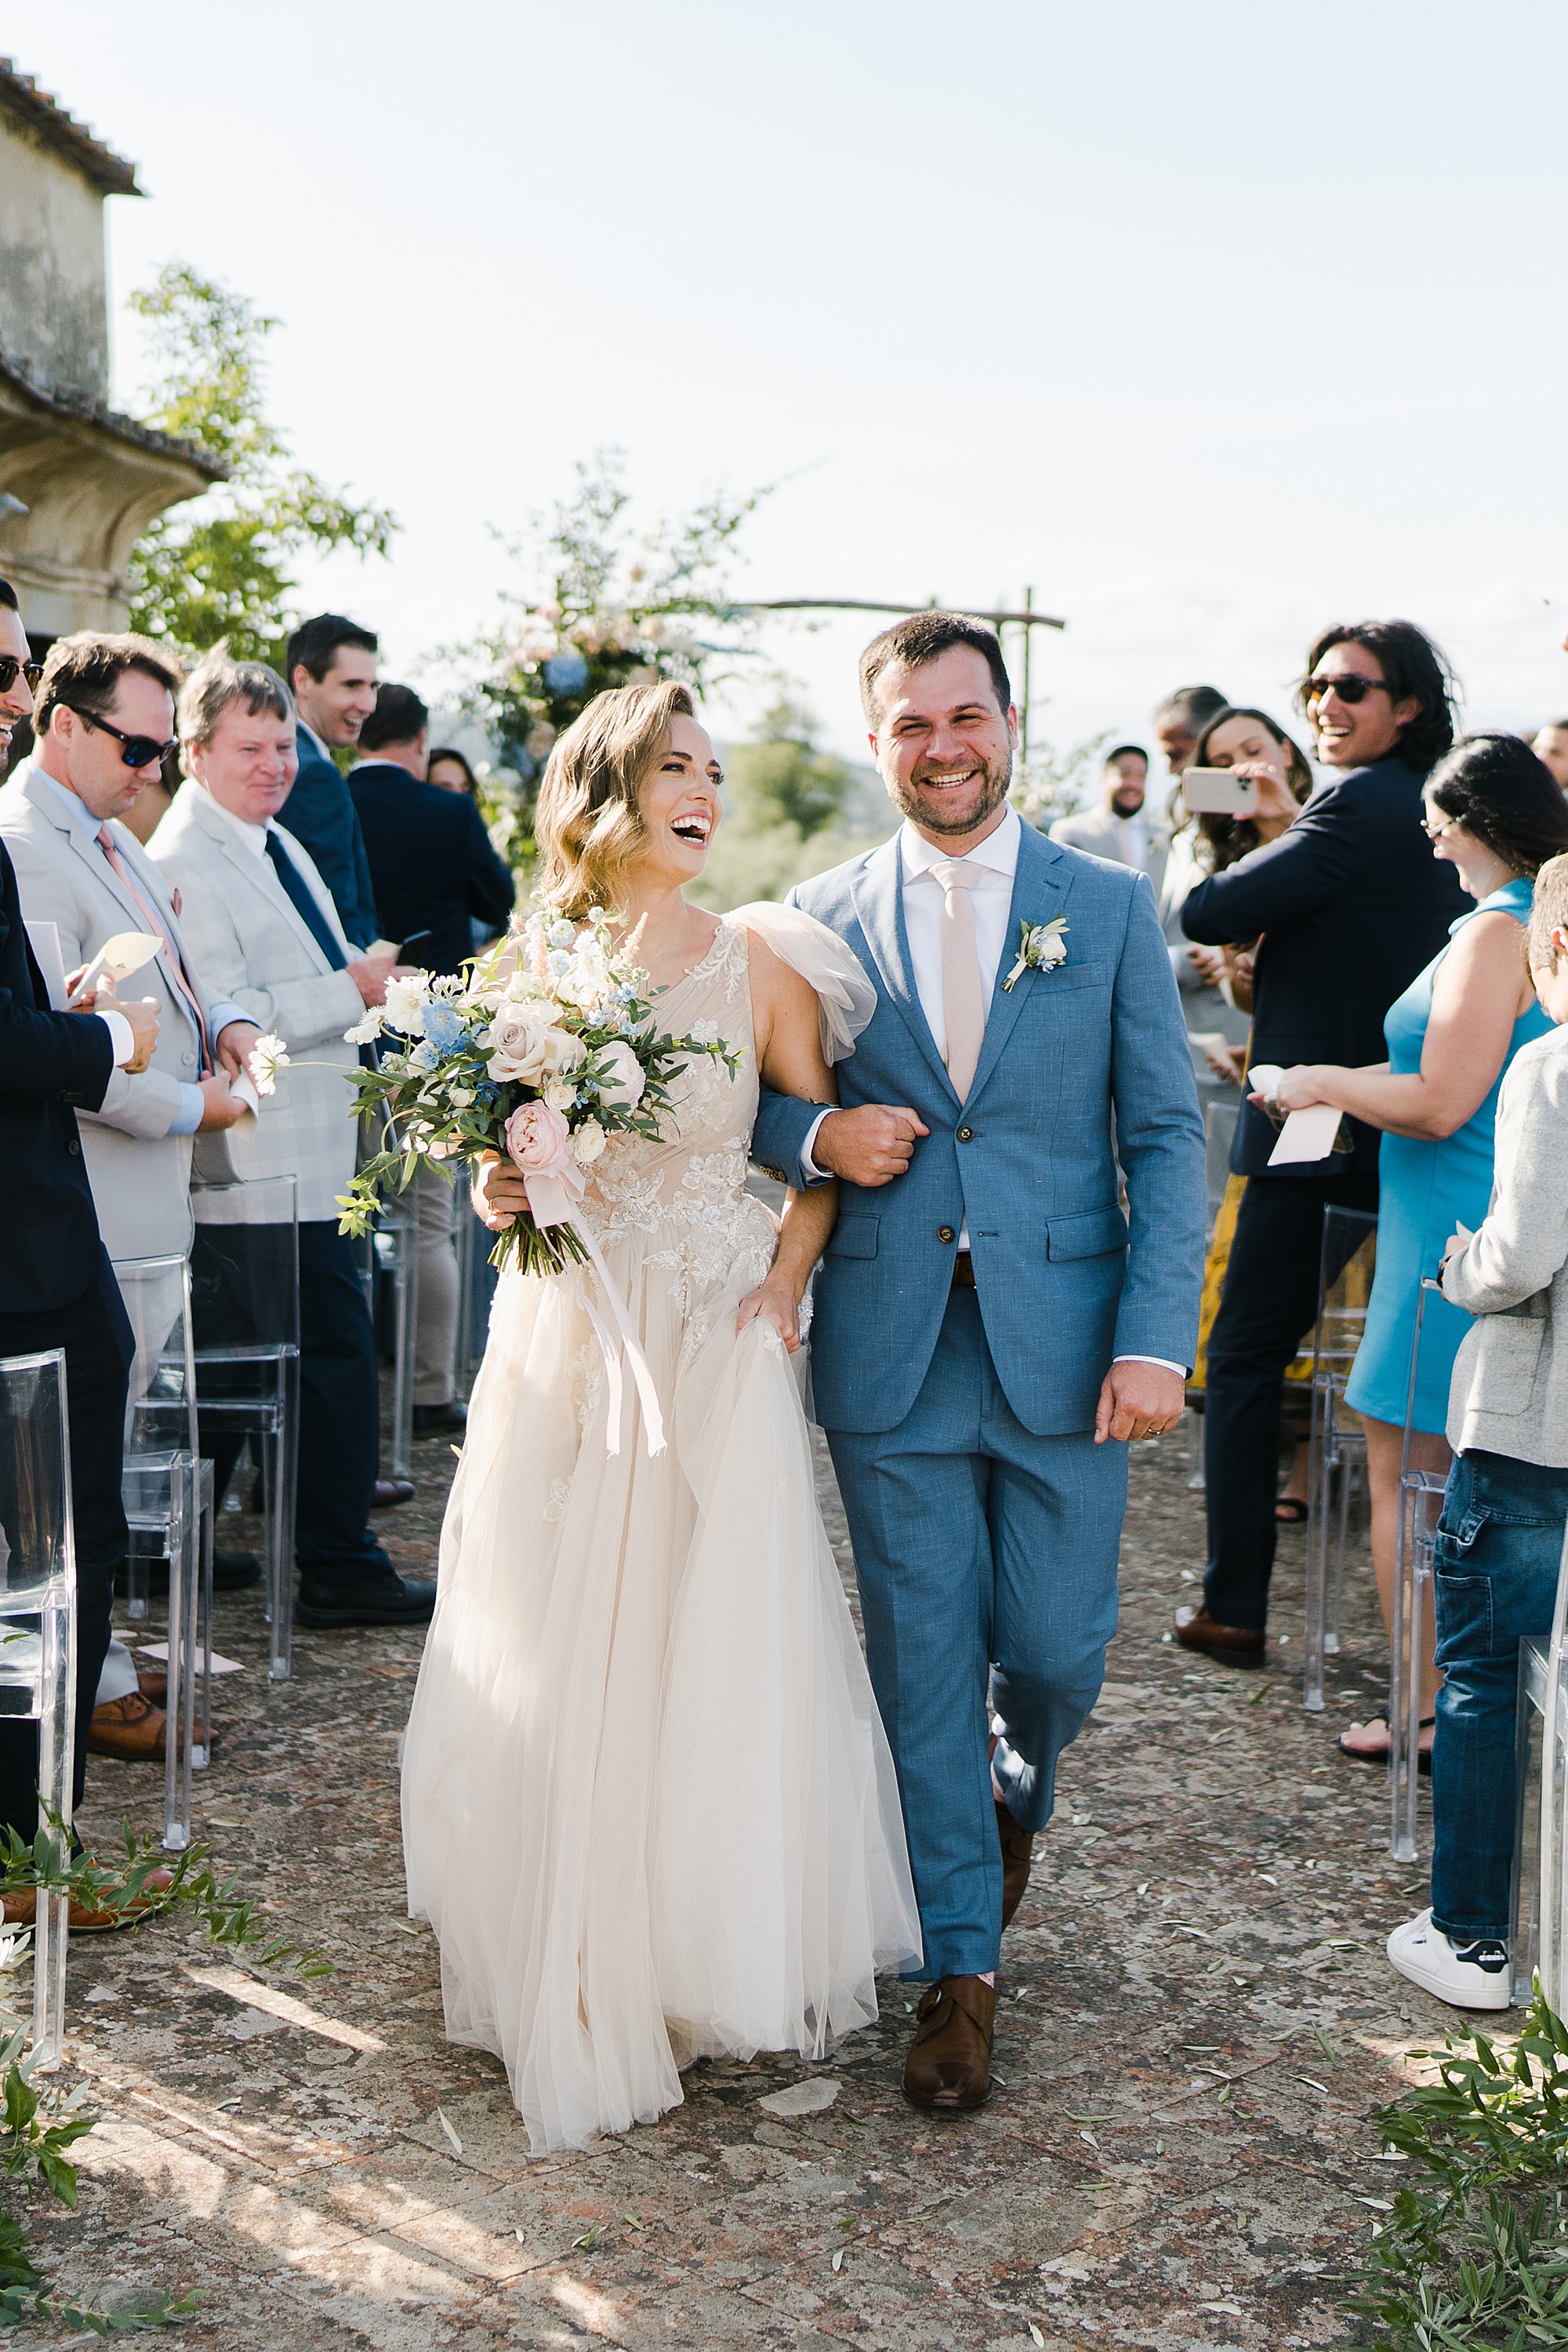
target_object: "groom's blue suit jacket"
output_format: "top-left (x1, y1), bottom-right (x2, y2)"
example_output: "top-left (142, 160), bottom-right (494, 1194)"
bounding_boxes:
top-left (750, 821), bottom-right (1207, 1438)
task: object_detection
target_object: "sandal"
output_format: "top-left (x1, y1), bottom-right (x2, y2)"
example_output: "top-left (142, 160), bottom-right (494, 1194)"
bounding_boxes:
top-left (1338, 1708), bottom-right (1435, 1773)
top-left (1275, 1497), bottom-right (1308, 1525)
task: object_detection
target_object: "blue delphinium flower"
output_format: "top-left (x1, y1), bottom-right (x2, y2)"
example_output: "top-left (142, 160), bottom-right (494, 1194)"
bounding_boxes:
top-left (423, 1001), bottom-right (466, 1054)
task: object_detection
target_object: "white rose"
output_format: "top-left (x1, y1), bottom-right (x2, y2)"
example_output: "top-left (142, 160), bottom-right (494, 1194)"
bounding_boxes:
top-left (570, 1117), bottom-right (607, 1167)
top-left (484, 1004), bottom-right (556, 1084)
top-left (593, 1039), bottom-right (646, 1109)
top-left (1040, 932), bottom-right (1068, 965)
top-left (543, 1077), bottom-right (575, 1111)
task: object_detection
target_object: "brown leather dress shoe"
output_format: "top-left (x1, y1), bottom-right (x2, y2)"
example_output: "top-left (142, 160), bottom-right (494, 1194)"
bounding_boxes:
top-left (372, 1479), bottom-right (415, 1509)
top-left (3, 1864), bottom-right (176, 1935)
top-left (996, 1802), bottom-right (1036, 1929)
top-left (1174, 1604), bottom-right (1265, 1666)
top-left (87, 1692), bottom-right (217, 1761)
top-left (903, 1975), bottom-right (996, 2111)
top-left (136, 1666), bottom-right (167, 1707)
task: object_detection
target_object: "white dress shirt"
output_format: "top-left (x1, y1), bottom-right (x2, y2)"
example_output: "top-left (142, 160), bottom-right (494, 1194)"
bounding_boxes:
top-left (803, 803), bottom-right (1185, 1379)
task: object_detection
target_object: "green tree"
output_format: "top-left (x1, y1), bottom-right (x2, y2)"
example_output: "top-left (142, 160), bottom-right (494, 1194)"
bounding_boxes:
top-left (124, 264), bottom-right (397, 663)
top-left (724, 698), bottom-right (851, 837)
top-left (453, 448), bottom-right (771, 867)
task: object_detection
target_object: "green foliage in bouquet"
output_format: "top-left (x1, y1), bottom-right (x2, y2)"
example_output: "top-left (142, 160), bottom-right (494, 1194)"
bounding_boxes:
top-left (335, 910), bottom-right (739, 1278)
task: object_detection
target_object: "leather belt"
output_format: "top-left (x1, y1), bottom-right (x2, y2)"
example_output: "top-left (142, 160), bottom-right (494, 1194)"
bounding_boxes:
top-left (951, 1250), bottom-right (976, 1290)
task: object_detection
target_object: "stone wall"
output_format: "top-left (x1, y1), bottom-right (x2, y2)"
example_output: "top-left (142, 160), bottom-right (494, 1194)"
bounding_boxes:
top-left (0, 109), bottom-right (108, 400)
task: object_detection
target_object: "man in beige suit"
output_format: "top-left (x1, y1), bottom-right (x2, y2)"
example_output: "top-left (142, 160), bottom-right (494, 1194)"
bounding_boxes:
top-left (1048, 743), bottom-right (1170, 897)
top-left (0, 632), bottom-right (263, 1762)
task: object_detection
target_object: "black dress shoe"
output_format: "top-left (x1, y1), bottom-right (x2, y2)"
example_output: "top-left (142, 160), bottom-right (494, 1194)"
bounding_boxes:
top-left (213, 1549), bottom-right (262, 1591)
top-left (296, 1573), bottom-right (437, 1629)
top-left (371, 1479), bottom-right (416, 1509)
top-left (412, 1400), bottom-right (467, 1436)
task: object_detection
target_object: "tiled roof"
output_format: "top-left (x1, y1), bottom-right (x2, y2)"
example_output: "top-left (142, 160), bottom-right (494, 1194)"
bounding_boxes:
top-left (0, 57), bottom-right (140, 196)
top-left (0, 350), bottom-right (225, 478)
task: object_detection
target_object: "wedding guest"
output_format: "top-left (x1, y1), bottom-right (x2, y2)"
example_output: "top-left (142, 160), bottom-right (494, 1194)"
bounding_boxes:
top-left (1174, 619), bottom-right (1469, 1664)
top-left (0, 575), bottom-right (169, 1872)
top-left (1273, 734), bottom-right (1568, 1756)
top-left (1153, 684), bottom-right (1229, 785)
top-left (1150, 684), bottom-right (1232, 1006)
top-left (1386, 851), bottom-right (1568, 2009)
top-left (153, 645), bottom-right (434, 1629)
top-left (427, 746), bottom-right (480, 797)
top-left (349, 684), bottom-right (515, 1436)
top-left (1050, 746), bottom-right (1168, 895)
top-left (285, 614), bottom-right (381, 947)
top-left (1531, 722), bottom-right (1568, 792)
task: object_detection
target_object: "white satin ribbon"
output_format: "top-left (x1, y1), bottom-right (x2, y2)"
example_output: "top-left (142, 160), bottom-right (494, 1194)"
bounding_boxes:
top-left (521, 1160), bottom-right (667, 1458)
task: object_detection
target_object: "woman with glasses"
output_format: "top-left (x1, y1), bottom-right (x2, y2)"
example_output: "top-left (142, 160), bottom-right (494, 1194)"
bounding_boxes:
top-left (1272, 732), bottom-right (1568, 1760)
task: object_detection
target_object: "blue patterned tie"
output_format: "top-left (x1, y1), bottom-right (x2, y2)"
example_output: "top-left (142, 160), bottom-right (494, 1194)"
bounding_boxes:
top-left (264, 831), bottom-right (347, 971)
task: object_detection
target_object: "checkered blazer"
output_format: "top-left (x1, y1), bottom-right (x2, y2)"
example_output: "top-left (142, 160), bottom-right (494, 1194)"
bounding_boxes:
top-left (151, 781), bottom-right (365, 1224)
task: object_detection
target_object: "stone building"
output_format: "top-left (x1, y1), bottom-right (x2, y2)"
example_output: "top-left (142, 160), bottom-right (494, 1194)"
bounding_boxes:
top-left (0, 58), bottom-right (220, 641)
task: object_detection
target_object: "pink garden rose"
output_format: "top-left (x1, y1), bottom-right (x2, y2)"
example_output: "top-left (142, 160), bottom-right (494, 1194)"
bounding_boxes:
top-left (504, 1098), bottom-right (573, 1177)
top-left (594, 1040), bottom-right (646, 1110)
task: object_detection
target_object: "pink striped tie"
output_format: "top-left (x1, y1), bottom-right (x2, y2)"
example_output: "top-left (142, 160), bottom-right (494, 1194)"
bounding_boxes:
top-left (95, 825), bottom-right (210, 1073)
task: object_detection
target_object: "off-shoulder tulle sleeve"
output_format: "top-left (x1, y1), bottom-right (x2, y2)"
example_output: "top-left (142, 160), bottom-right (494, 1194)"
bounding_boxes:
top-left (727, 902), bottom-right (877, 1062)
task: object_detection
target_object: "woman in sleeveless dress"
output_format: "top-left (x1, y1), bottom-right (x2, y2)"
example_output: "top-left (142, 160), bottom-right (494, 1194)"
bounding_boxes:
top-left (400, 681), bottom-right (920, 2153)
top-left (1272, 734), bottom-right (1568, 1760)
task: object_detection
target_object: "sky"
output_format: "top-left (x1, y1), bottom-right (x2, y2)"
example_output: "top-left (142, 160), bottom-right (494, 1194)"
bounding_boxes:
top-left (13, 0), bottom-right (1568, 766)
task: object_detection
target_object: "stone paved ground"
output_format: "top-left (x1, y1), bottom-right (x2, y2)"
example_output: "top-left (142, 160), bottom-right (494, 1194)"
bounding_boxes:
top-left (18, 1405), bottom-right (1466, 2350)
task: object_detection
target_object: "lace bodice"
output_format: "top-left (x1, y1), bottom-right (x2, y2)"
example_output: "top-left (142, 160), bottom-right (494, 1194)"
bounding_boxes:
top-left (579, 920), bottom-right (765, 1267)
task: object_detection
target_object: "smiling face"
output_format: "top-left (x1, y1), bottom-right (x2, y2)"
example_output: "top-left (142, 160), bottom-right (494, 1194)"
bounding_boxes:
top-left (1306, 640), bottom-right (1421, 768)
top-left (1203, 713), bottom-right (1288, 781)
top-left (0, 603), bottom-right (33, 760)
top-left (292, 642), bottom-right (379, 747)
top-left (869, 645), bottom-right (1017, 848)
top-left (1104, 750), bottom-right (1148, 815)
top-left (191, 698), bottom-right (300, 826)
top-left (633, 713), bottom-right (723, 886)
top-left (40, 670), bottom-right (176, 822)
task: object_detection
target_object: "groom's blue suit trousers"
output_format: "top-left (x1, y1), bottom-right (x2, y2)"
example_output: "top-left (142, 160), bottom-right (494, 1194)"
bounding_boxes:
top-left (826, 1288), bottom-right (1125, 1981)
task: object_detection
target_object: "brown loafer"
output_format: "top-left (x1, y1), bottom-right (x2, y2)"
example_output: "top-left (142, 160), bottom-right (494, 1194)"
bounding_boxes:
top-left (87, 1692), bottom-right (216, 1761)
top-left (1174, 1604), bottom-right (1265, 1667)
top-left (997, 1801), bottom-right (1035, 1929)
top-left (3, 1864), bottom-right (176, 1935)
top-left (903, 1975), bottom-right (996, 2112)
top-left (372, 1479), bottom-right (415, 1509)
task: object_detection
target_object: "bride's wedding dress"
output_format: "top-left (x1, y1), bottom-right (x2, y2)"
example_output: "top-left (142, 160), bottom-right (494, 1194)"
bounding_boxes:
top-left (401, 916), bottom-right (921, 2153)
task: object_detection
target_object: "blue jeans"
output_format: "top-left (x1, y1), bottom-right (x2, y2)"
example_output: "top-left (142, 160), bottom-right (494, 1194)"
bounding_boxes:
top-left (1431, 1448), bottom-right (1568, 1943)
top-left (826, 1289), bottom-right (1126, 1980)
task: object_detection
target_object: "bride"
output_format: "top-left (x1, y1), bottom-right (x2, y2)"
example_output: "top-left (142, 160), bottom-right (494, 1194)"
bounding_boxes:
top-left (401, 678), bottom-right (920, 2152)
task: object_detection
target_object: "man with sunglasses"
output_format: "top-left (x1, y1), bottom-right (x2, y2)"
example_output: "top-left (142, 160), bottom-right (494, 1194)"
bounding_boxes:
top-left (1174, 621), bottom-right (1469, 1669)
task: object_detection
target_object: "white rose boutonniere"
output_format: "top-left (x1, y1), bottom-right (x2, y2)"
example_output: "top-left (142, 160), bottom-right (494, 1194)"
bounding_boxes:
top-left (1001, 915), bottom-right (1069, 993)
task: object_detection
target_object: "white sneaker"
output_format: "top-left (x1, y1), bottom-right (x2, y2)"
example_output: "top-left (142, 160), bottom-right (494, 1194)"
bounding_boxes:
top-left (1386, 1910), bottom-right (1512, 2012)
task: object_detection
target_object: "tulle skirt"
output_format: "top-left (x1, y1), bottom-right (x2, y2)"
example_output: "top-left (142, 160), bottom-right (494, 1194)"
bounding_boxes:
top-left (400, 1212), bottom-right (922, 2154)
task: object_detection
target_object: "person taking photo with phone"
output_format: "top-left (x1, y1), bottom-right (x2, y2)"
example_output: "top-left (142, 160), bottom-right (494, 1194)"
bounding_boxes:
top-left (1174, 620), bottom-right (1468, 1668)
top-left (1269, 733), bottom-right (1568, 1761)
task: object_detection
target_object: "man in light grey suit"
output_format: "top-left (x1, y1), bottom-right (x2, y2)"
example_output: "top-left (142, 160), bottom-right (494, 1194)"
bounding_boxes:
top-left (1049, 742), bottom-right (1169, 899)
top-left (750, 615), bottom-right (1205, 2114)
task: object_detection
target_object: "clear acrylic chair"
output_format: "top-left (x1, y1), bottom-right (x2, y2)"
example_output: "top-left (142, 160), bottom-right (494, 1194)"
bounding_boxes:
top-left (1389, 1276), bottom-right (1450, 1865)
top-left (0, 1349), bottom-right (75, 2066)
top-left (358, 1190), bottom-right (419, 1481)
top-left (189, 1174), bottom-right (299, 1682)
top-left (1302, 1205), bottom-right (1378, 1711)
top-left (112, 1252), bottom-right (201, 1853)
top-left (1512, 1515), bottom-right (1568, 2008)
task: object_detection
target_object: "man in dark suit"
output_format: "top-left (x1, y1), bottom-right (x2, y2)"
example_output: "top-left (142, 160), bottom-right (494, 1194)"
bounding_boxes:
top-left (350, 684), bottom-right (515, 1432)
top-left (0, 575), bottom-right (162, 1846)
top-left (1176, 619), bottom-right (1469, 1661)
top-left (284, 615), bottom-right (381, 949)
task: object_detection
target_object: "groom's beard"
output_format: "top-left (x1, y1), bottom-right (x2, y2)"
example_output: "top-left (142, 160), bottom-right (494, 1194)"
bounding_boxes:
top-left (884, 746), bottom-right (1014, 839)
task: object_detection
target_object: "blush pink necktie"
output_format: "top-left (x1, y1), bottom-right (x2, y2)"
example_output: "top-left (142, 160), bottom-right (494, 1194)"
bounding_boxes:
top-left (929, 859), bottom-right (985, 1101)
top-left (95, 825), bottom-right (210, 1073)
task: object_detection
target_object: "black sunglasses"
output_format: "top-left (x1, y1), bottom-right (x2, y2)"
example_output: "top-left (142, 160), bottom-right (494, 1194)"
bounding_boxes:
top-left (0, 658), bottom-right (42, 695)
top-left (1304, 674), bottom-right (1389, 707)
top-left (61, 703), bottom-right (176, 770)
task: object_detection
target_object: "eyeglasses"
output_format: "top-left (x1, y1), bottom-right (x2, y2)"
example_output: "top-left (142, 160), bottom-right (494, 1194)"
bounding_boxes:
top-left (1304, 674), bottom-right (1389, 707)
top-left (60, 704), bottom-right (176, 770)
top-left (1422, 814), bottom-right (1460, 842)
top-left (0, 657), bottom-right (42, 695)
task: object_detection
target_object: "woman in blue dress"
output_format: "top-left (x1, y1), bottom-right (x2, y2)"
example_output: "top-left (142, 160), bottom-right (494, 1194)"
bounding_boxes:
top-left (1272, 733), bottom-right (1568, 1761)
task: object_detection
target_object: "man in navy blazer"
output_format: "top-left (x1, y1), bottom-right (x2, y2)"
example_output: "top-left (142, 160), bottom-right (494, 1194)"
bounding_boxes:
top-left (348, 683), bottom-right (515, 1432)
top-left (0, 577), bottom-right (164, 1849)
top-left (284, 614), bottom-right (381, 948)
top-left (1178, 620), bottom-right (1468, 1663)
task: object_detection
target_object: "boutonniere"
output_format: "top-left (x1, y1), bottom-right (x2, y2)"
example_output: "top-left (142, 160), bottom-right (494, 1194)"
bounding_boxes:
top-left (1001, 915), bottom-right (1069, 992)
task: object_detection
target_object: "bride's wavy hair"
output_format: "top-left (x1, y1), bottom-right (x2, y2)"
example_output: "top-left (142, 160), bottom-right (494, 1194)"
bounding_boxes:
top-left (534, 678), bottom-right (696, 922)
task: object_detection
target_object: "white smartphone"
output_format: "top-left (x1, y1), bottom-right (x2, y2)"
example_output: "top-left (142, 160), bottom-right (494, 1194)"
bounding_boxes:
top-left (1183, 768), bottom-right (1261, 818)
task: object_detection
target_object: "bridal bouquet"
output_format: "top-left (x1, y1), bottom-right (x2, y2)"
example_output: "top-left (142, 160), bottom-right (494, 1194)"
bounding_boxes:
top-left (333, 909), bottom-right (739, 1278)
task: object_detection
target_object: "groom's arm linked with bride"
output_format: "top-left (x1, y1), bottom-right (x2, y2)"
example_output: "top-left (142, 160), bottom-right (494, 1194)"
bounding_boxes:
top-left (745, 618), bottom-right (1205, 2115)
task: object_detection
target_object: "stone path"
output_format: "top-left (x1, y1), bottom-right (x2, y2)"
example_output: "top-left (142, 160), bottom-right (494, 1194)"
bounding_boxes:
top-left (27, 1414), bottom-right (1456, 2349)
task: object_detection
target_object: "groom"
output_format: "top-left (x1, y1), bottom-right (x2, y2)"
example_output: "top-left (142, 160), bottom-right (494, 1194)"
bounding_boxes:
top-left (751, 613), bottom-right (1205, 2111)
